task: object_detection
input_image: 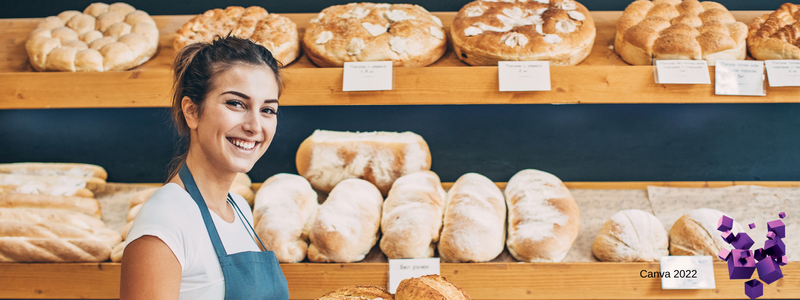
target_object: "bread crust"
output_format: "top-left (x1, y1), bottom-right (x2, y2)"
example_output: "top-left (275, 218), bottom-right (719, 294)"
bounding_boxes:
top-left (379, 171), bottom-right (446, 259)
top-left (0, 163), bottom-right (107, 180)
top-left (0, 194), bottom-right (101, 218)
top-left (668, 208), bottom-right (743, 260)
top-left (254, 174), bottom-right (319, 263)
top-left (395, 275), bottom-right (471, 300)
top-left (316, 285), bottom-right (394, 300)
top-left (592, 209), bottom-right (668, 262)
top-left (747, 3), bottom-right (800, 60)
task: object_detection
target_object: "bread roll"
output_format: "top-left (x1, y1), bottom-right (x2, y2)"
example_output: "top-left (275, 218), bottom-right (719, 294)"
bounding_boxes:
top-left (669, 208), bottom-right (744, 260)
top-left (380, 171), bottom-right (445, 259)
top-left (505, 169), bottom-right (580, 262)
top-left (395, 275), bottom-right (471, 300)
top-left (0, 194), bottom-right (101, 218)
top-left (308, 179), bottom-right (383, 262)
top-left (316, 285), bottom-right (393, 300)
top-left (253, 174), bottom-right (319, 263)
top-left (592, 209), bottom-right (668, 262)
top-left (438, 173), bottom-right (505, 263)
top-left (296, 130), bottom-right (431, 196)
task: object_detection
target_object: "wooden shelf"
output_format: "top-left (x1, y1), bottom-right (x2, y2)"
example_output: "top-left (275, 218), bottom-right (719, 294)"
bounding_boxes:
top-left (3, 11), bottom-right (798, 109)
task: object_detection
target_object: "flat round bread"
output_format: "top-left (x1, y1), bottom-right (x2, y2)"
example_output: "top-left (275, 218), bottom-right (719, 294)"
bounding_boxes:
top-left (747, 3), bottom-right (800, 60)
top-left (174, 6), bottom-right (299, 66)
top-left (615, 0), bottom-right (747, 66)
top-left (303, 2), bottom-right (447, 67)
top-left (451, 0), bottom-right (596, 66)
top-left (25, 2), bottom-right (159, 72)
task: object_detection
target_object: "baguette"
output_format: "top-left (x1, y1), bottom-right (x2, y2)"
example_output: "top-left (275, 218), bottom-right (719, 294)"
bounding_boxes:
top-left (0, 221), bottom-right (117, 262)
top-left (380, 171), bottom-right (446, 259)
top-left (0, 194), bottom-right (101, 218)
top-left (0, 162), bottom-right (107, 180)
top-left (296, 130), bottom-right (431, 196)
top-left (0, 184), bottom-right (93, 198)
top-left (0, 207), bottom-right (106, 230)
top-left (0, 173), bottom-right (104, 187)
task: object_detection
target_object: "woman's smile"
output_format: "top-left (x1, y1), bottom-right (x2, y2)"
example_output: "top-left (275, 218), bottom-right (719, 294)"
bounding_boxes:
top-left (227, 137), bottom-right (258, 151)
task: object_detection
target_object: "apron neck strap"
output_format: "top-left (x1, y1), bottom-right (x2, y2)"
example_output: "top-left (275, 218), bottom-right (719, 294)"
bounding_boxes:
top-left (179, 162), bottom-right (229, 259)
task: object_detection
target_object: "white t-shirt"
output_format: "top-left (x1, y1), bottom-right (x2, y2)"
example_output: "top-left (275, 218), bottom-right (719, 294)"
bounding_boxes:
top-left (126, 183), bottom-right (261, 299)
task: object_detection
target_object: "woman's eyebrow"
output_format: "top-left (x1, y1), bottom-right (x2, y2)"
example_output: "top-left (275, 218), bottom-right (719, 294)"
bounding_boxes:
top-left (265, 99), bottom-right (279, 104)
top-left (220, 91), bottom-right (250, 99)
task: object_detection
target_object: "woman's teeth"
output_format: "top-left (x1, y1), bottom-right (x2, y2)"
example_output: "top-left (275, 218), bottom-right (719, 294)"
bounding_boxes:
top-left (229, 138), bottom-right (256, 150)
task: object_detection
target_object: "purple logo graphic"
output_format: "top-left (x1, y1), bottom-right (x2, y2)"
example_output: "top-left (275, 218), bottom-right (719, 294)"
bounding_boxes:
top-left (717, 212), bottom-right (788, 299)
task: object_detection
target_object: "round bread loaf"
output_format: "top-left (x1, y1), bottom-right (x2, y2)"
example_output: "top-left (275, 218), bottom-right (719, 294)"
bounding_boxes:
top-left (303, 2), bottom-right (447, 67)
top-left (505, 169), bottom-right (579, 262)
top-left (26, 2), bottom-right (159, 72)
top-left (669, 208), bottom-right (743, 260)
top-left (395, 275), bottom-right (471, 300)
top-left (592, 209), bottom-right (668, 262)
top-left (451, 0), bottom-right (595, 66)
top-left (615, 0), bottom-right (747, 65)
top-left (316, 285), bottom-right (394, 300)
top-left (380, 171), bottom-right (446, 259)
top-left (174, 6), bottom-right (299, 65)
top-left (747, 3), bottom-right (800, 60)
top-left (254, 173), bottom-right (319, 263)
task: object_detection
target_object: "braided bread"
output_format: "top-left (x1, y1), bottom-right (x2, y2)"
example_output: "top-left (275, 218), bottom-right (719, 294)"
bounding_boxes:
top-left (747, 3), bottom-right (800, 60)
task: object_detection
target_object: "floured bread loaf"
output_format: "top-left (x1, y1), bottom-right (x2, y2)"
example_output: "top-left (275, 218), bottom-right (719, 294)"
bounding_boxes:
top-left (304, 2), bottom-right (446, 67)
top-left (308, 179), bottom-right (383, 262)
top-left (316, 285), bottom-right (394, 300)
top-left (669, 208), bottom-right (743, 260)
top-left (452, 0), bottom-right (596, 66)
top-left (296, 130), bottom-right (431, 196)
top-left (110, 240), bottom-right (125, 262)
top-left (0, 184), bottom-right (93, 198)
top-left (395, 275), bottom-right (471, 300)
top-left (0, 163), bottom-right (107, 180)
top-left (0, 194), bottom-right (102, 218)
top-left (380, 171), bottom-right (446, 259)
top-left (438, 173), bottom-right (505, 263)
top-left (747, 3), bottom-right (800, 60)
top-left (174, 6), bottom-right (299, 65)
top-left (615, 0), bottom-right (747, 65)
top-left (254, 173), bottom-right (319, 263)
top-left (26, 2), bottom-right (159, 71)
top-left (505, 169), bottom-right (579, 262)
top-left (592, 209), bottom-right (668, 262)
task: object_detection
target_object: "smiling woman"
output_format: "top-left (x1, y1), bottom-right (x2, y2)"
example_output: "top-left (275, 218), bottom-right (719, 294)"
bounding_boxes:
top-left (119, 36), bottom-right (289, 300)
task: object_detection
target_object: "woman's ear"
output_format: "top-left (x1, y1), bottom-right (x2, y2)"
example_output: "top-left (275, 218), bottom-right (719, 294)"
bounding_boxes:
top-left (182, 96), bottom-right (200, 130)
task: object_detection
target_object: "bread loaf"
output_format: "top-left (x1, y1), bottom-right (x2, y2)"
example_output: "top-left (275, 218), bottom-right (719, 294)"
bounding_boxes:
top-left (0, 207), bottom-right (106, 230)
top-left (0, 219), bottom-right (119, 262)
top-left (395, 275), bottom-right (471, 300)
top-left (380, 171), bottom-right (445, 259)
top-left (438, 173), bottom-right (505, 263)
top-left (669, 208), bottom-right (743, 260)
top-left (0, 162), bottom-right (107, 180)
top-left (592, 209), bottom-right (668, 262)
top-left (316, 285), bottom-right (394, 300)
top-left (110, 240), bottom-right (125, 262)
top-left (296, 130), bottom-right (431, 196)
top-left (0, 194), bottom-right (102, 218)
top-left (308, 179), bottom-right (383, 262)
top-left (0, 184), bottom-right (93, 198)
top-left (0, 173), bottom-right (104, 187)
top-left (505, 169), bottom-right (579, 262)
top-left (253, 173), bottom-right (319, 263)
top-left (747, 3), bottom-right (800, 60)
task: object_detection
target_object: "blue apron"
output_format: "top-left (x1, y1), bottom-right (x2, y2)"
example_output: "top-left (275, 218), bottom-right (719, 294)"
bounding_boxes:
top-left (179, 163), bottom-right (290, 300)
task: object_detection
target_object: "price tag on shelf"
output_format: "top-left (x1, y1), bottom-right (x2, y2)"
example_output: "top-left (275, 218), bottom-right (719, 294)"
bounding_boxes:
top-left (660, 256), bottom-right (716, 290)
top-left (342, 61), bottom-right (393, 91)
top-left (388, 258), bottom-right (440, 293)
top-left (498, 61), bottom-right (551, 91)
top-left (765, 60), bottom-right (800, 87)
top-left (654, 60), bottom-right (711, 84)
top-left (715, 60), bottom-right (766, 96)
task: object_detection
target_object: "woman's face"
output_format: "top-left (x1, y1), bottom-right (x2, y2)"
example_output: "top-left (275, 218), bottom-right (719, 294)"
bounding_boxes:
top-left (185, 65), bottom-right (279, 174)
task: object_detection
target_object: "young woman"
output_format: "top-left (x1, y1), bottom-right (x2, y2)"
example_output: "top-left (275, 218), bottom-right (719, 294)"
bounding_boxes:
top-left (120, 36), bottom-right (289, 300)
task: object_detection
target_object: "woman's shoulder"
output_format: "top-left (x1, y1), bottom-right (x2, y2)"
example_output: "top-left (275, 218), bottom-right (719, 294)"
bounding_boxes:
top-left (136, 183), bottom-right (198, 221)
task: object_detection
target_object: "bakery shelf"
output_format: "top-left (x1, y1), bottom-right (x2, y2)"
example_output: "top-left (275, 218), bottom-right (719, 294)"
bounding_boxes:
top-left (2, 11), bottom-right (796, 109)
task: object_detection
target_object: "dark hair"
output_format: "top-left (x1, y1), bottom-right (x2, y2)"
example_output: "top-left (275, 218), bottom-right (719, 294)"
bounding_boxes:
top-left (167, 35), bottom-right (283, 181)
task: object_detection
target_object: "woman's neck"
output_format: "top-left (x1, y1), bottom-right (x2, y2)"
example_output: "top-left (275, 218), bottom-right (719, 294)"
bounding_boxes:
top-left (174, 148), bottom-right (237, 214)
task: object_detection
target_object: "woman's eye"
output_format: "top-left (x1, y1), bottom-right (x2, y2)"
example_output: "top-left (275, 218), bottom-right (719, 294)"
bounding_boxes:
top-left (262, 107), bottom-right (278, 115)
top-left (226, 100), bottom-right (244, 108)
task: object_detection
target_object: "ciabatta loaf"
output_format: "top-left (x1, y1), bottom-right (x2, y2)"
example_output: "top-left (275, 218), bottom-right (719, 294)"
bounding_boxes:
top-left (438, 173), bottom-right (505, 262)
top-left (380, 171), bottom-right (446, 259)
top-left (296, 130), bottom-right (431, 196)
top-left (395, 275), bottom-right (471, 300)
top-left (747, 3), bottom-right (800, 60)
top-left (254, 173), bottom-right (319, 263)
top-left (505, 169), bottom-right (579, 262)
top-left (592, 209), bottom-right (668, 262)
top-left (0, 162), bottom-right (107, 180)
top-left (0, 194), bottom-right (101, 218)
top-left (669, 208), bottom-right (743, 260)
top-left (316, 285), bottom-right (394, 300)
top-left (308, 179), bottom-right (383, 262)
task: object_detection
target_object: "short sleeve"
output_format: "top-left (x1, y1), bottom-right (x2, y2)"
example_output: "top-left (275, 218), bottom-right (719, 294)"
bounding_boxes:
top-left (125, 186), bottom-right (192, 272)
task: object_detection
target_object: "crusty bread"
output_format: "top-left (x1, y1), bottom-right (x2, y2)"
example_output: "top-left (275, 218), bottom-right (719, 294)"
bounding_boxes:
top-left (128, 187), bottom-right (157, 209)
top-left (0, 213), bottom-right (120, 262)
top-left (26, 3), bottom-right (159, 72)
top-left (0, 163), bottom-right (107, 180)
top-left (505, 169), bottom-right (579, 262)
top-left (451, 0), bottom-right (596, 66)
top-left (0, 207), bottom-right (106, 230)
top-left (0, 173), bottom-right (105, 187)
top-left (669, 208), bottom-right (743, 260)
top-left (307, 179), bottom-right (383, 263)
top-left (615, 0), bottom-right (747, 65)
top-left (0, 194), bottom-right (101, 218)
top-left (0, 184), bottom-right (93, 198)
top-left (253, 173), bottom-right (319, 263)
top-left (174, 6), bottom-right (299, 65)
top-left (395, 275), bottom-right (471, 300)
top-left (296, 130), bottom-right (431, 196)
top-left (747, 3), bottom-right (800, 60)
top-left (380, 171), bottom-right (446, 259)
top-left (438, 173), bottom-right (505, 263)
top-left (592, 209), bottom-right (668, 262)
top-left (316, 285), bottom-right (394, 300)
top-left (303, 3), bottom-right (446, 67)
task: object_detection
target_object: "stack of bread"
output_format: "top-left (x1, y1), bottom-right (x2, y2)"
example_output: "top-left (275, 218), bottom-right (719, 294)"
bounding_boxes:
top-left (0, 163), bottom-right (120, 262)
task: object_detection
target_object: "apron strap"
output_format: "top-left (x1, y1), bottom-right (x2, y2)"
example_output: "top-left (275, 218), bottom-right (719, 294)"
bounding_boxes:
top-left (228, 195), bottom-right (268, 251)
top-left (179, 163), bottom-right (229, 259)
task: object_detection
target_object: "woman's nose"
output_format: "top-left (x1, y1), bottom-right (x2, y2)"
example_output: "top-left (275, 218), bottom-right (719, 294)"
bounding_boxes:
top-left (243, 110), bottom-right (261, 134)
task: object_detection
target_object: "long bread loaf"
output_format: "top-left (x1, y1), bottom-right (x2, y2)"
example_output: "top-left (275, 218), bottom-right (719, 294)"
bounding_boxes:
top-left (380, 171), bottom-right (446, 259)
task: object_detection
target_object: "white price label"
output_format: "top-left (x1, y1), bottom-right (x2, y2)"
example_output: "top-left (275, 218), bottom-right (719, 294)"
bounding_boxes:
top-left (765, 60), bottom-right (800, 87)
top-left (498, 61), bottom-right (551, 91)
top-left (655, 60), bottom-right (711, 84)
top-left (715, 60), bottom-right (766, 96)
top-left (342, 61), bottom-right (393, 91)
top-left (660, 256), bottom-right (716, 290)
top-left (388, 258), bottom-right (440, 293)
